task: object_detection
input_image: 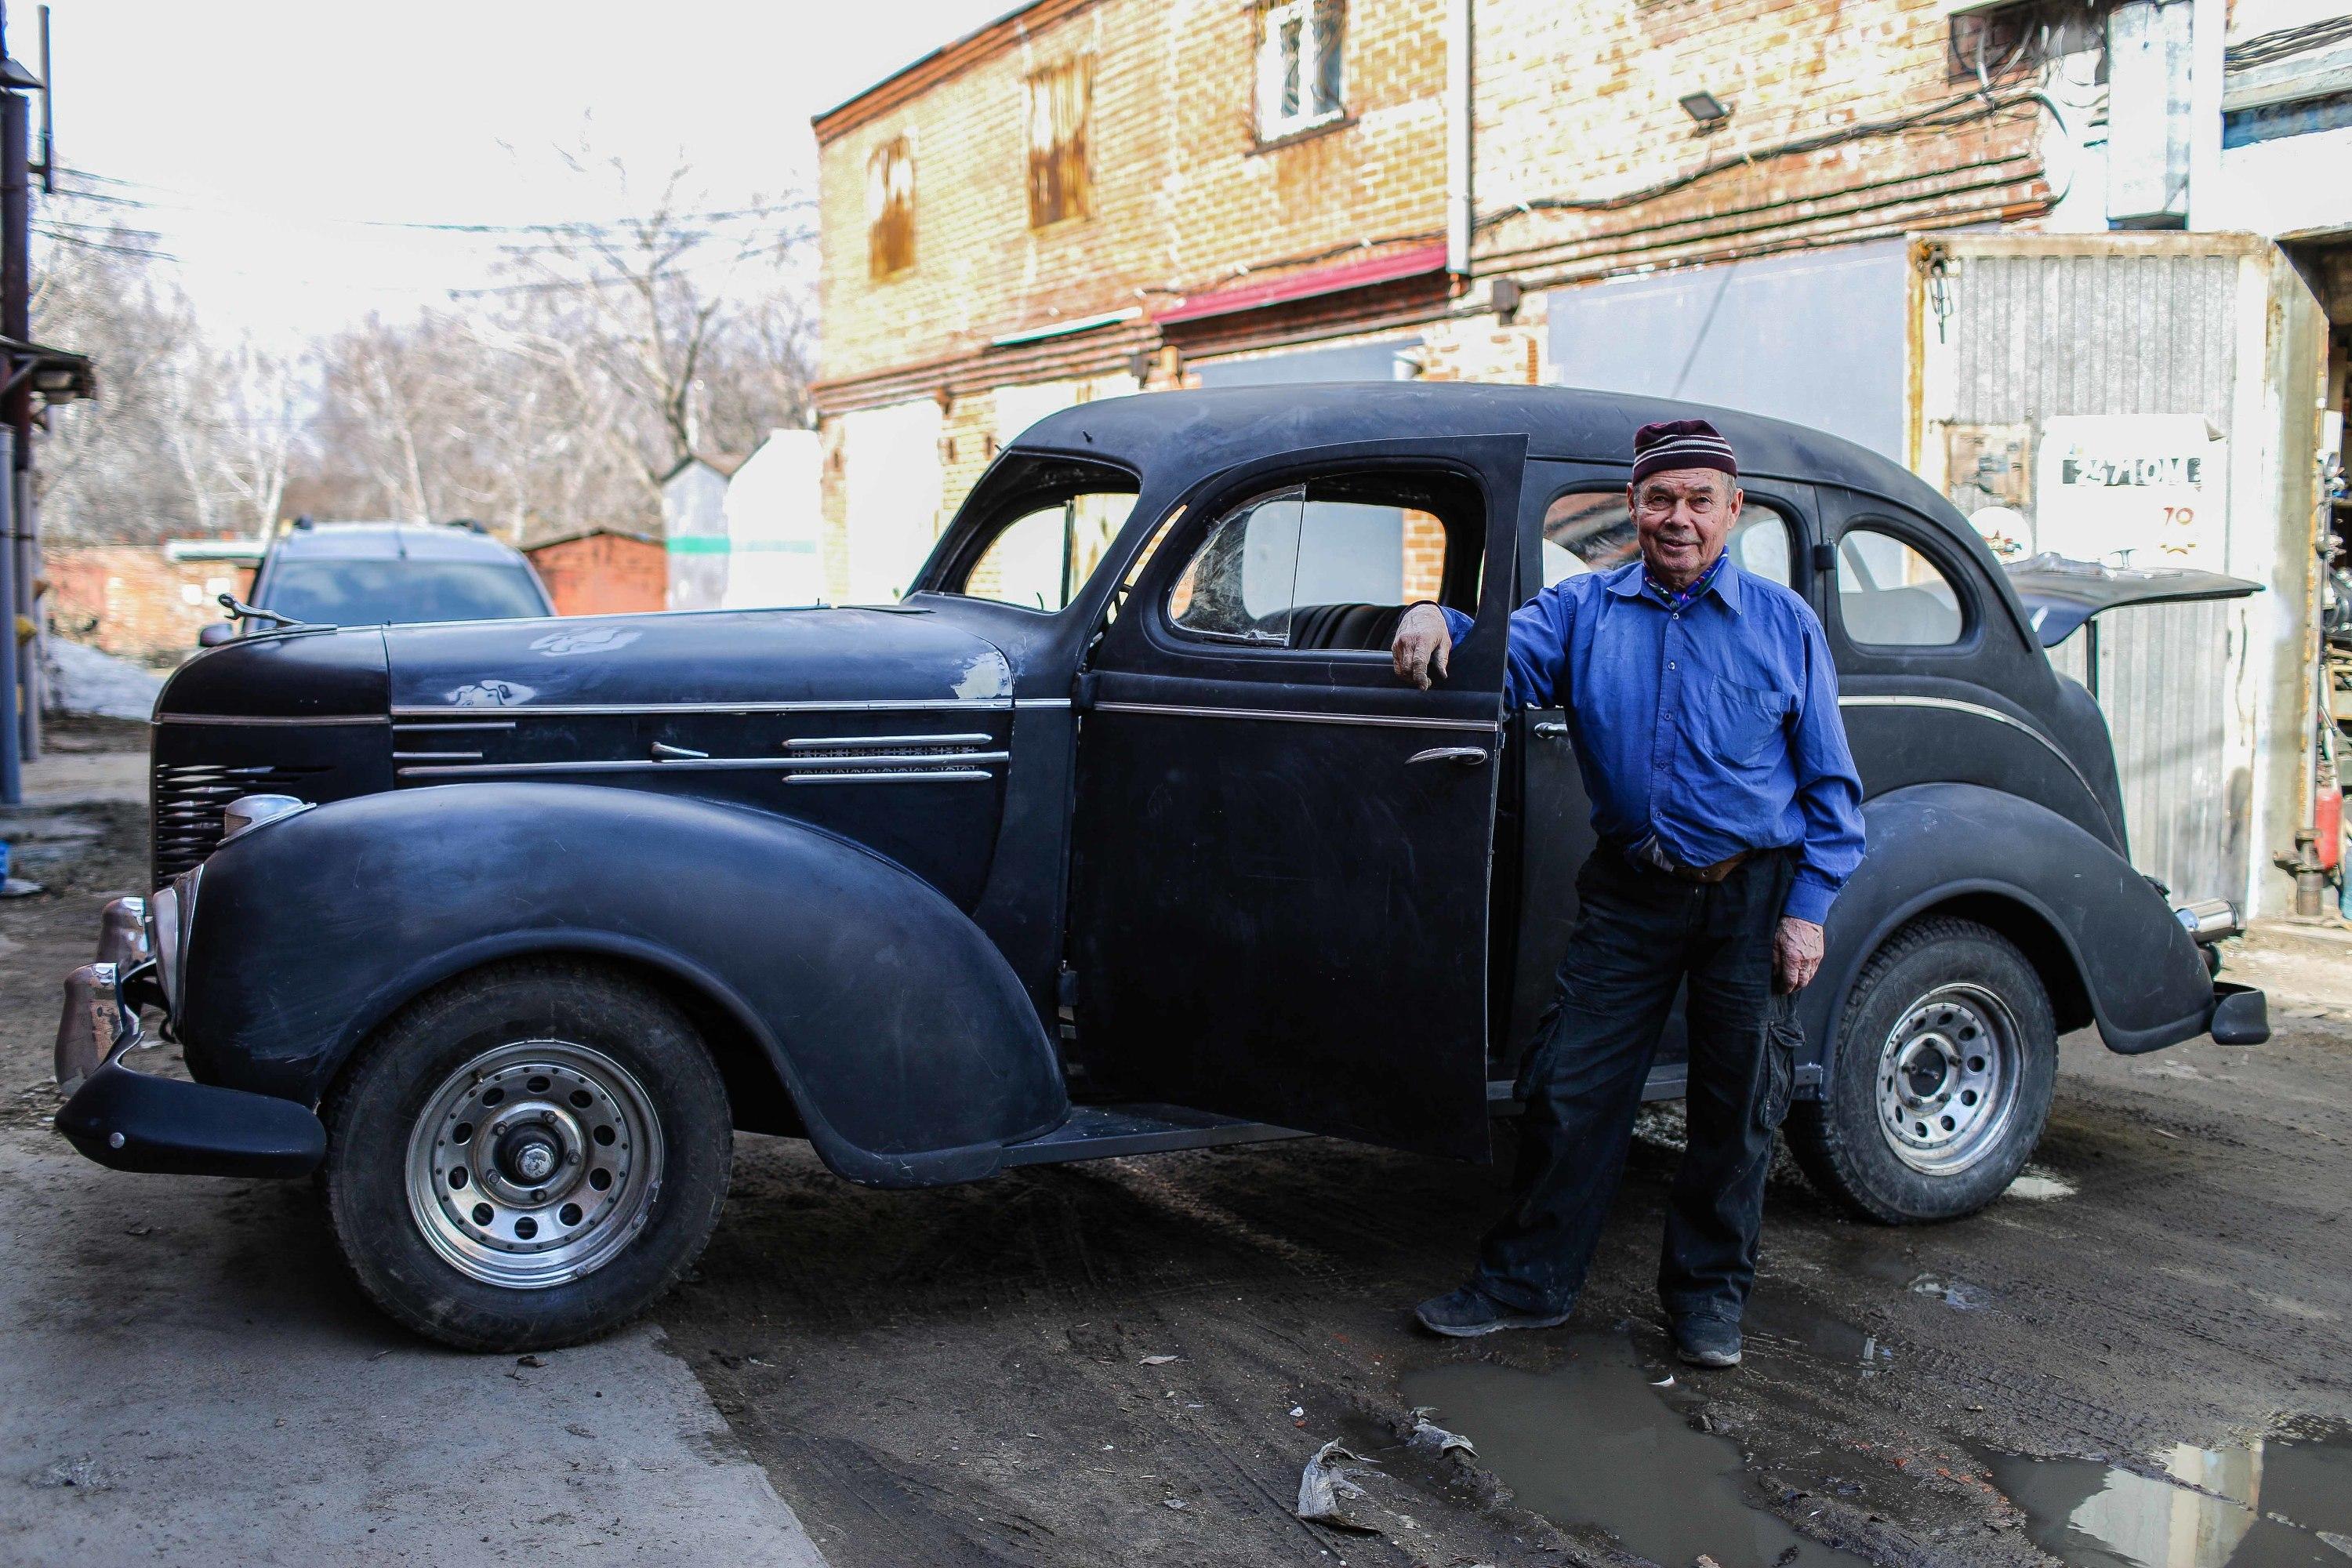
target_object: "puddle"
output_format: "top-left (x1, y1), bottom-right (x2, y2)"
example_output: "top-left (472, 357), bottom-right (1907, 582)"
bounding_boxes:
top-left (1402, 1333), bottom-right (1874, 1568)
top-left (1986, 1420), bottom-right (2352, 1567)
top-left (1906, 1274), bottom-right (1992, 1311)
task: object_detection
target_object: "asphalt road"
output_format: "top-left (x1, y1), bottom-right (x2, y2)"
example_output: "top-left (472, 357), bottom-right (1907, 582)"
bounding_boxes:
top-left (5, 725), bottom-right (2349, 1567)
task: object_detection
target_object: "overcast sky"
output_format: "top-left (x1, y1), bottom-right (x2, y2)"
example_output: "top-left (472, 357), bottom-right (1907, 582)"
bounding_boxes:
top-left (27, 0), bottom-right (1013, 340)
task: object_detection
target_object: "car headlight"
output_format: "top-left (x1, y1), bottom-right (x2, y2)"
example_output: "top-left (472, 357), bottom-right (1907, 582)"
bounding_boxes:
top-left (146, 866), bottom-right (201, 1017)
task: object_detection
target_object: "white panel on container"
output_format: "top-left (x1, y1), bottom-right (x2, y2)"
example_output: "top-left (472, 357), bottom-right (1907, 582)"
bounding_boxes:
top-left (2034, 413), bottom-right (2227, 567)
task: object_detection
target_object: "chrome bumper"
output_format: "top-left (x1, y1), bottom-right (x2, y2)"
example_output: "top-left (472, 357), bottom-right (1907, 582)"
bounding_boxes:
top-left (55, 960), bottom-right (132, 1097)
top-left (53, 904), bottom-right (325, 1178)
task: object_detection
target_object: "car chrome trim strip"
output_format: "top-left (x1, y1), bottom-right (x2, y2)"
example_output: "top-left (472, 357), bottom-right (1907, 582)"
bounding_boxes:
top-left (783, 732), bottom-right (996, 750)
top-left (387, 699), bottom-right (1012, 718)
top-left (395, 752), bottom-right (1007, 782)
top-left (394, 719), bottom-right (517, 731)
top-left (1014, 698), bottom-right (1073, 708)
top-left (1094, 700), bottom-right (1500, 733)
top-left (784, 769), bottom-right (996, 785)
top-left (391, 751), bottom-right (485, 762)
top-left (155, 713), bottom-right (389, 727)
top-left (1837, 695), bottom-right (2096, 797)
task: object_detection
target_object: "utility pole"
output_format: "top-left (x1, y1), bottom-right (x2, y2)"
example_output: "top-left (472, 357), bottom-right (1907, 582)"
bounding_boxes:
top-left (0, 2), bottom-right (24, 804)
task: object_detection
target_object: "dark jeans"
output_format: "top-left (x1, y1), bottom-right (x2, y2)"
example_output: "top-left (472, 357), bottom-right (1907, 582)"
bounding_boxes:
top-left (1472, 844), bottom-right (1799, 1323)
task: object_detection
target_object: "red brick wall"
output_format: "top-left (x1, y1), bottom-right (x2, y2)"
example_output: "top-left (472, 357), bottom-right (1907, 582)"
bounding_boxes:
top-left (524, 533), bottom-right (666, 616)
top-left (44, 546), bottom-right (256, 665)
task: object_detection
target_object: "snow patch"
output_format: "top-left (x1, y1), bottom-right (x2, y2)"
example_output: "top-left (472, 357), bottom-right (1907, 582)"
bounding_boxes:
top-left (42, 639), bottom-right (163, 721)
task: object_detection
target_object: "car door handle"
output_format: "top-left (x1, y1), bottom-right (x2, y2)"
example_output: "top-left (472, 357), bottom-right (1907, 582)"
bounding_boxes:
top-left (1532, 721), bottom-right (1569, 739)
top-left (651, 742), bottom-right (709, 761)
top-left (1406, 746), bottom-right (1490, 767)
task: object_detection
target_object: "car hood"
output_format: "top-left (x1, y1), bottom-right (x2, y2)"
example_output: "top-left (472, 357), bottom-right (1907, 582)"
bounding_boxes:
top-left (383, 607), bottom-right (1014, 713)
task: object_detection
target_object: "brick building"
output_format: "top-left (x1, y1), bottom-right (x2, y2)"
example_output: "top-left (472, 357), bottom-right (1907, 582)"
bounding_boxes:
top-left (808, 0), bottom-right (2061, 594)
top-left (45, 545), bottom-right (256, 666)
top-left (522, 528), bottom-right (667, 617)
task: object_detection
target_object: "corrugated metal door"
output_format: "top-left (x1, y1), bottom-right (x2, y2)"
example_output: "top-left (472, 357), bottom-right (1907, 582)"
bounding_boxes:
top-left (1915, 238), bottom-right (2251, 904)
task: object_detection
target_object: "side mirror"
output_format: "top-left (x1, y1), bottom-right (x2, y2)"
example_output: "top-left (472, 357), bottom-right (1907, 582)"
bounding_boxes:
top-left (198, 622), bottom-right (236, 648)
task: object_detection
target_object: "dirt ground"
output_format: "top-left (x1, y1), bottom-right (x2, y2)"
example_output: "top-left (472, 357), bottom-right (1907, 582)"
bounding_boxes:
top-left (6, 720), bottom-right (2350, 1567)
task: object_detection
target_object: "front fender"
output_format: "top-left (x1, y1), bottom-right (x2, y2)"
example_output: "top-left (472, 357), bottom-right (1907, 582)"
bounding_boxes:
top-left (177, 783), bottom-right (1067, 1187)
top-left (1797, 782), bottom-right (2216, 1067)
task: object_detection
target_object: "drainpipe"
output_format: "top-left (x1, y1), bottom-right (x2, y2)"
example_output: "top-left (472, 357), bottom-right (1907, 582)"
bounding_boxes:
top-left (1444, 0), bottom-right (1472, 278)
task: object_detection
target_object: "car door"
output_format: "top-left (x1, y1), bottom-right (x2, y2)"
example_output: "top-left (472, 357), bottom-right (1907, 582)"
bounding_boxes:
top-left (1500, 466), bottom-right (1821, 1088)
top-left (1068, 435), bottom-right (1524, 1160)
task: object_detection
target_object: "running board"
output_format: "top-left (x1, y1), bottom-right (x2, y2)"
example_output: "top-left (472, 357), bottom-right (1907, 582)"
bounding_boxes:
top-left (1000, 1102), bottom-right (1308, 1167)
top-left (1015, 1060), bottom-right (1748, 1169)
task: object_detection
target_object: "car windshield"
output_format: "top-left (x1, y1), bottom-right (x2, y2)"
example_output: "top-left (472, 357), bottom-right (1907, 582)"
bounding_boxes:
top-left (260, 560), bottom-right (549, 626)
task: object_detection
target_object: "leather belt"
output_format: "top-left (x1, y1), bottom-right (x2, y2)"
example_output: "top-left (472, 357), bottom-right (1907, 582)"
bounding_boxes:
top-left (1624, 836), bottom-right (1756, 885)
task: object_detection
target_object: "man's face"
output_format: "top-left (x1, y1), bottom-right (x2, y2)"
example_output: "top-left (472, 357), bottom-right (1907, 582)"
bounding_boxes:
top-left (1629, 467), bottom-right (1742, 589)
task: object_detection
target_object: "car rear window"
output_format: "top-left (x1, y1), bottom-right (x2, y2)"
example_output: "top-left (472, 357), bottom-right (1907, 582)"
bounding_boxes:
top-left (262, 561), bottom-right (550, 626)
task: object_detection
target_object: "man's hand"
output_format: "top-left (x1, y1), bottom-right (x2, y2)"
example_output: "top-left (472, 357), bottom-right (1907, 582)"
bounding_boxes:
top-left (1774, 916), bottom-right (1824, 993)
top-left (1392, 602), bottom-right (1453, 690)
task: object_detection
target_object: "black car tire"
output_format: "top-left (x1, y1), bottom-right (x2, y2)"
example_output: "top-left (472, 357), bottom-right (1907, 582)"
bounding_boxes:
top-left (321, 959), bottom-right (732, 1352)
top-left (1788, 917), bottom-right (2056, 1225)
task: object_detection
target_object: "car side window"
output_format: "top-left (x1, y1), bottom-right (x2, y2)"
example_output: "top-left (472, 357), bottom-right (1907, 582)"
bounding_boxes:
top-left (1836, 524), bottom-right (1965, 647)
top-left (962, 492), bottom-right (1134, 612)
top-left (1541, 490), bottom-right (1793, 589)
top-left (1167, 470), bottom-right (1475, 651)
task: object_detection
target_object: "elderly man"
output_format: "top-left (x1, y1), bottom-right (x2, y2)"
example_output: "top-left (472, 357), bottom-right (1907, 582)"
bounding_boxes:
top-left (1392, 418), bottom-right (1864, 1367)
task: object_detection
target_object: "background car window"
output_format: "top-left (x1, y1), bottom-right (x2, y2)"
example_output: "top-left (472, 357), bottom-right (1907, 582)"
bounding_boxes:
top-left (1837, 526), bottom-right (1964, 646)
top-left (1541, 491), bottom-right (1792, 590)
top-left (962, 492), bottom-right (1134, 612)
top-left (1169, 474), bottom-right (1465, 649)
top-left (262, 561), bottom-right (549, 626)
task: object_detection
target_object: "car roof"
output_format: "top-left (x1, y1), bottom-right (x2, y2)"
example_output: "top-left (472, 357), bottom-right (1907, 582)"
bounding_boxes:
top-left (1008, 382), bottom-right (1964, 529)
top-left (265, 523), bottom-right (532, 565)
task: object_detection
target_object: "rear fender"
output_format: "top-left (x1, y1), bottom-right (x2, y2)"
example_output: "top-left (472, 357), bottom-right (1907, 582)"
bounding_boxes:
top-left (177, 782), bottom-right (1067, 1188)
top-left (1796, 782), bottom-right (2215, 1072)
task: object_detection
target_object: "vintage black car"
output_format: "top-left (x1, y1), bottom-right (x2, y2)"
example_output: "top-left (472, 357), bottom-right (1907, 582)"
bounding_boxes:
top-left (55, 385), bottom-right (2270, 1351)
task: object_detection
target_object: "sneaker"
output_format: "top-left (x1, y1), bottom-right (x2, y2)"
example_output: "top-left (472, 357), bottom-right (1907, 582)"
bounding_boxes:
top-left (1671, 1312), bottom-right (1743, 1368)
top-left (1414, 1284), bottom-right (1570, 1338)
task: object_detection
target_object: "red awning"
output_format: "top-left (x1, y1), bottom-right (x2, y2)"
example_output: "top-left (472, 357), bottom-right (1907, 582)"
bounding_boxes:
top-left (1152, 242), bottom-right (1450, 327)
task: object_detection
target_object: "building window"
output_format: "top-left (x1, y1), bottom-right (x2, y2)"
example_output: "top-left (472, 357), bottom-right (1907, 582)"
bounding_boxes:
top-left (1025, 57), bottom-right (1093, 228)
top-left (866, 136), bottom-right (916, 280)
top-left (1256, 0), bottom-right (1345, 143)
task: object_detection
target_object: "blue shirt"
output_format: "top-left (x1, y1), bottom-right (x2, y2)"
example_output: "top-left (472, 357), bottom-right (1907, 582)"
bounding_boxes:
top-left (1440, 557), bottom-right (1865, 925)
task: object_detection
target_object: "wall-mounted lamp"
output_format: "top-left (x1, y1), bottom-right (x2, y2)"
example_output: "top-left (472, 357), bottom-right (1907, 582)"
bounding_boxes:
top-left (1677, 90), bottom-right (1732, 131)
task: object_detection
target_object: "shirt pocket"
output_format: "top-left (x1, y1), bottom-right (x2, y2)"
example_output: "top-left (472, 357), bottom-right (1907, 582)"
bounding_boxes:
top-left (1695, 676), bottom-right (1791, 768)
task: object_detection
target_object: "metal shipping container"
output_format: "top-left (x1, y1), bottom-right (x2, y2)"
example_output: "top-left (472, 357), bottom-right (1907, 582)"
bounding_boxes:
top-left (1907, 231), bottom-right (2328, 916)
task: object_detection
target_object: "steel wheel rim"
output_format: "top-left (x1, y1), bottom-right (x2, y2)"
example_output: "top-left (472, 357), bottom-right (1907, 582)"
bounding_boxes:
top-left (1873, 982), bottom-right (2020, 1176)
top-left (405, 1040), bottom-right (664, 1290)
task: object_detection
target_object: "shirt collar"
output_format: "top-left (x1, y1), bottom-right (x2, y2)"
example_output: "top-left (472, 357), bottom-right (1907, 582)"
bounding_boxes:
top-left (1605, 553), bottom-right (1745, 614)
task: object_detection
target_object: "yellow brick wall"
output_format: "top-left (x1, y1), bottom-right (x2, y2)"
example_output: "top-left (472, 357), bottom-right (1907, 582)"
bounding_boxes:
top-left (816, 0), bottom-right (1450, 392)
top-left (1470, 0), bottom-right (2041, 276)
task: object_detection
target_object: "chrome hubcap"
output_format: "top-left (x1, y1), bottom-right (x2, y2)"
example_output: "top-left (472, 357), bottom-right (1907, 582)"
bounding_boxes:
top-left (405, 1041), bottom-right (663, 1290)
top-left (1875, 984), bottom-right (2019, 1176)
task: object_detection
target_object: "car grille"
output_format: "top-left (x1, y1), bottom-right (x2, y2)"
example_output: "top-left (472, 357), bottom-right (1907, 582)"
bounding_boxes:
top-left (152, 760), bottom-right (332, 881)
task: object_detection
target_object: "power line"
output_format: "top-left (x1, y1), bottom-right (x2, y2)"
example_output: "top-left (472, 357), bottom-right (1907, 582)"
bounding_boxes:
top-left (33, 226), bottom-right (182, 262)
